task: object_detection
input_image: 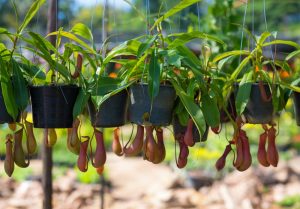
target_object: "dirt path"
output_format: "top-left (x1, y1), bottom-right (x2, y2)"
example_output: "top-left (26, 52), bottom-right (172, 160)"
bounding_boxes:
top-left (0, 153), bottom-right (189, 209)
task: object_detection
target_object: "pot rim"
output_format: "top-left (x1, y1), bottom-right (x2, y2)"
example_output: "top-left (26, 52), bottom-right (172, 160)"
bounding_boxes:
top-left (131, 82), bottom-right (174, 88)
top-left (29, 84), bottom-right (79, 89)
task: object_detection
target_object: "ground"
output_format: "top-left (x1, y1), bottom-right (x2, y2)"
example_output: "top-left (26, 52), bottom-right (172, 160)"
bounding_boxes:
top-left (0, 153), bottom-right (300, 209)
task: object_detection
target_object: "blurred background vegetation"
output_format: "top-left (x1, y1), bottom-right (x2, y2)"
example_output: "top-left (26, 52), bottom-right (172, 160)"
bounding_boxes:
top-left (1, 0), bottom-right (300, 41)
top-left (1, 1), bottom-right (300, 208)
top-left (1, 0), bottom-right (300, 203)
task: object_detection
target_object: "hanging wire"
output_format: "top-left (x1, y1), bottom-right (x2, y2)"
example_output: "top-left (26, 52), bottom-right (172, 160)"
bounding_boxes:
top-left (90, 0), bottom-right (98, 35)
top-left (32, 2), bottom-right (40, 65)
top-left (113, 0), bottom-right (119, 44)
top-left (145, 0), bottom-right (150, 35)
top-left (263, 0), bottom-right (275, 61)
top-left (163, 1), bottom-right (172, 34)
top-left (102, 0), bottom-right (108, 57)
top-left (196, 2), bottom-right (201, 31)
top-left (141, 0), bottom-right (150, 84)
top-left (55, 0), bottom-right (59, 84)
top-left (251, 0), bottom-right (255, 50)
top-left (239, 1), bottom-right (248, 63)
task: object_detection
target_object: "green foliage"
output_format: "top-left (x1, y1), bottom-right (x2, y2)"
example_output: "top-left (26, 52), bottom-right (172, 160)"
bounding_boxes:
top-left (277, 195), bottom-right (300, 208)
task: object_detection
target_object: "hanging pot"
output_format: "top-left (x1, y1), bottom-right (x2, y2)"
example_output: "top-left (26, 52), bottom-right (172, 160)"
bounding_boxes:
top-left (239, 83), bottom-right (275, 124)
top-left (30, 85), bottom-right (80, 128)
top-left (88, 89), bottom-right (129, 127)
top-left (172, 116), bottom-right (209, 142)
top-left (0, 86), bottom-right (19, 124)
top-left (128, 83), bottom-right (177, 126)
top-left (220, 92), bottom-right (237, 123)
top-left (293, 91), bottom-right (300, 126)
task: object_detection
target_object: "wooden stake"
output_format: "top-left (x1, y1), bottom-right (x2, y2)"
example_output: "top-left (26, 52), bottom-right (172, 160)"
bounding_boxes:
top-left (42, 0), bottom-right (58, 209)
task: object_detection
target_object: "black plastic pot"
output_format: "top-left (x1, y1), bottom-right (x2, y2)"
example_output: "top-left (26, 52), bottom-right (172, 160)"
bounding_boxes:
top-left (128, 84), bottom-right (177, 126)
top-left (88, 90), bottom-right (129, 127)
top-left (30, 85), bottom-right (80, 128)
top-left (293, 91), bottom-right (300, 126)
top-left (239, 83), bottom-right (274, 124)
top-left (172, 116), bottom-right (209, 142)
top-left (0, 87), bottom-right (17, 124)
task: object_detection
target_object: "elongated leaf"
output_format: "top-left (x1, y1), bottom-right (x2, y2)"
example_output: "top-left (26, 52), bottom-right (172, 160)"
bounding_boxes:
top-left (47, 31), bottom-right (95, 53)
top-left (28, 32), bottom-right (54, 58)
top-left (18, 0), bottom-right (46, 34)
top-left (151, 0), bottom-right (202, 30)
top-left (286, 50), bottom-right (300, 61)
top-left (257, 31), bottom-right (271, 46)
top-left (280, 81), bottom-right (300, 93)
top-left (91, 77), bottom-right (129, 95)
top-left (263, 40), bottom-right (300, 50)
top-left (171, 81), bottom-right (206, 136)
top-left (92, 81), bottom-right (133, 108)
top-left (137, 35), bottom-right (157, 58)
top-left (230, 55), bottom-right (252, 82)
top-left (11, 61), bottom-right (29, 110)
top-left (201, 93), bottom-right (220, 128)
top-left (104, 40), bottom-right (140, 64)
top-left (18, 62), bottom-right (45, 80)
top-left (148, 49), bottom-right (161, 100)
top-left (0, 58), bottom-right (18, 119)
top-left (213, 50), bottom-right (250, 63)
top-left (235, 72), bottom-right (253, 115)
top-left (168, 31), bottom-right (224, 48)
top-left (71, 23), bottom-right (93, 42)
top-left (159, 49), bottom-right (183, 68)
top-left (73, 89), bottom-right (90, 118)
top-left (217, 55), bottom-right (235, 70)
top-left (0, 28), bottom-right (8, 34)
top-left (52, 62), bottom-right (71, 81)
top-left (176, 45), bottom-right (206, 79)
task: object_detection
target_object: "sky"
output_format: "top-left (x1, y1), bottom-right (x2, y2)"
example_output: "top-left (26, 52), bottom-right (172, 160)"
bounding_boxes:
top-left (75, 0), bottom-right (131, 10)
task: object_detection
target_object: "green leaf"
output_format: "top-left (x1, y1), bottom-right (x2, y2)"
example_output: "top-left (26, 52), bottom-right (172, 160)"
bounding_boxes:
top-left (73, 89), bottom-right (90, 118)
top-left (171, 81), bottom-right (206, 136)
top-left (137, 35), bottom-right (157, 58)
top-left (52, 62), bottom-right (71, 81)
top-left (18, 0), bottom-right (46, 34)
top-left (161, 49), bottom-right (182, 68)
top-left (104, 40), bottom-right (141, 64)
top-left (0, 28), bottom-right (9, 34)
top-left (18, 62), bottom-right (45, 80)
top-left (28, 32), bottom-right (55, 58)
top-left (235, 72), bottom-right (253, 115)
top-left (91, 77), bottom-right (130, 96)
top-left (257, 31), bottom-right (271, 46)
top-left (11, 61), bottom-right (29, 110)
top-left (213, 50), bottom-right (250, 63)
top-left (263, 40), bottom-right (300, 50)
top-left (176, 45), bottom-right (205, 78)
top-left (201, 93), bottom-right (220, 128)
top-left (217, 55), bottom-right (235, 70)
top-left (286, 50), bottom-right (300, 61)
top-left (47, 31), bottom-right (95, 53)
top-left (230, 55), bottom-right (252, 82)
top-left (0, 58), bottom-right (18, 120)
top-left (151, 0), bottom-right (202, 31)
top-left (168, 31), bottom-right (224, 48)
top-left (148, 49), bottom-right (161, 100)
top-left (71, 23), bottom-right (94, 42)
top-left (280, 81), bottom-right (300, 93)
